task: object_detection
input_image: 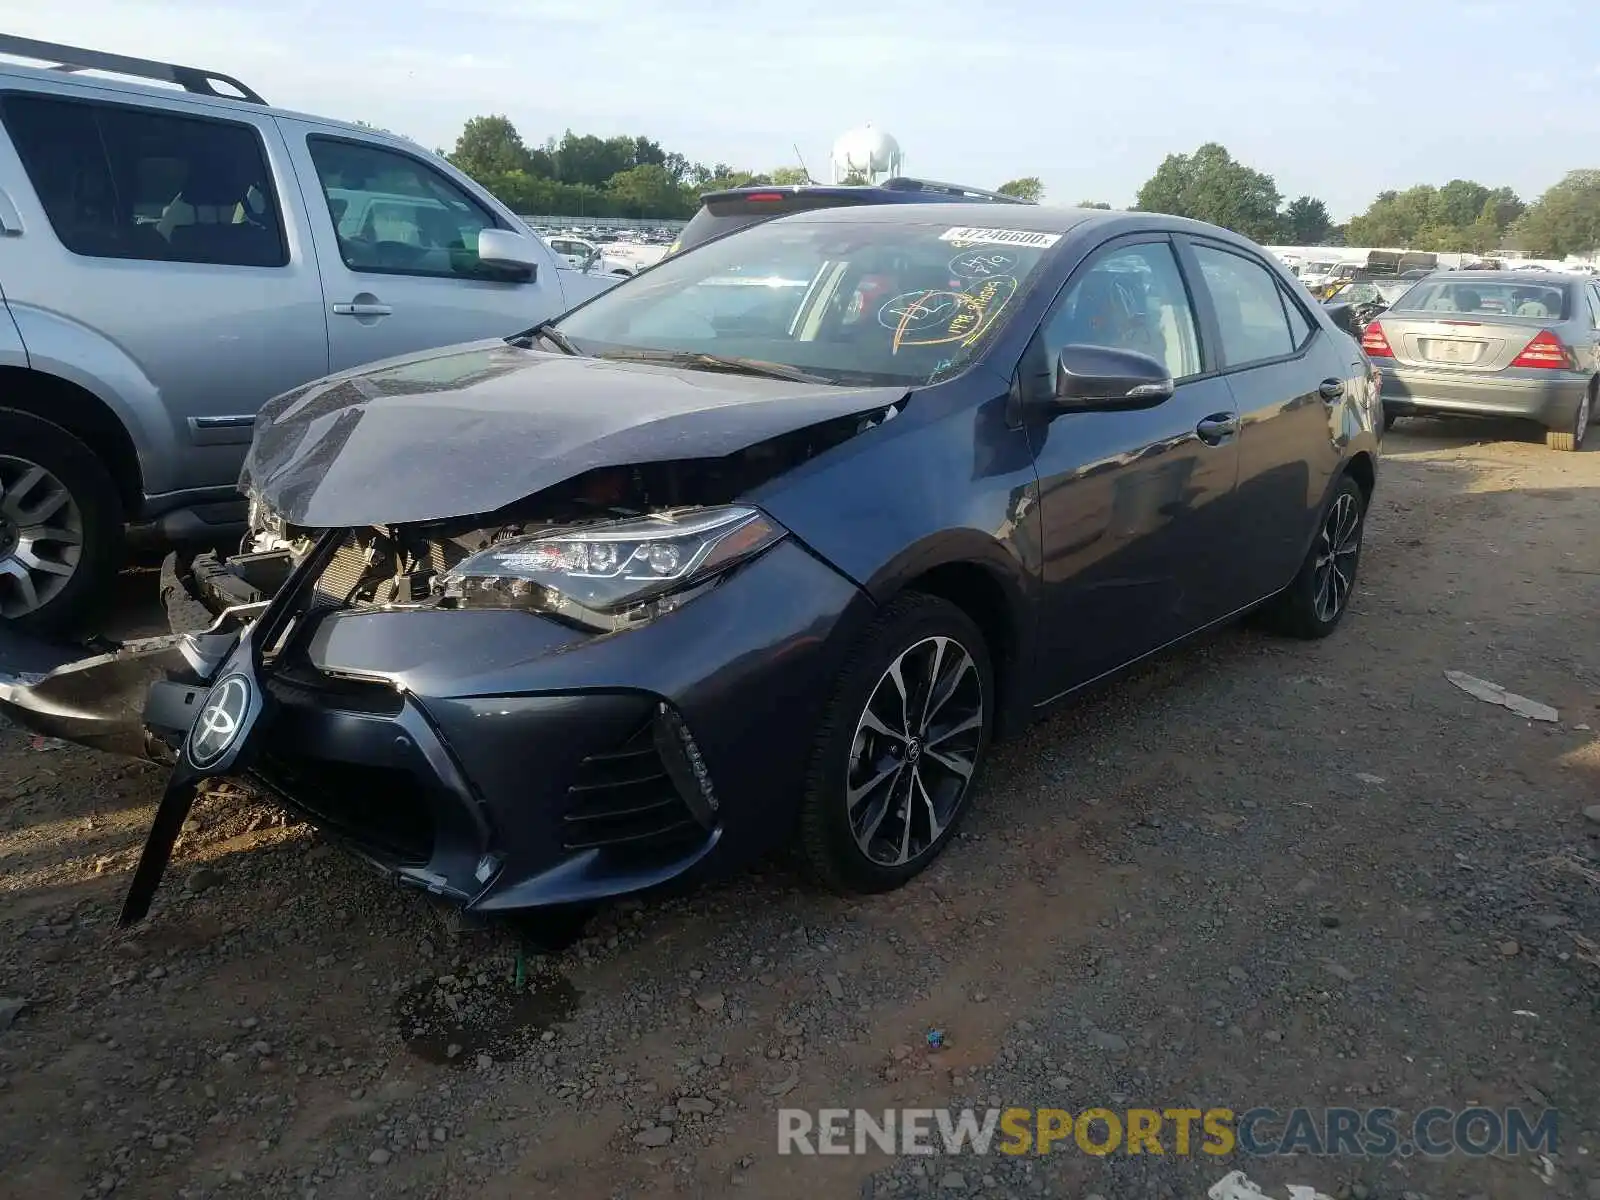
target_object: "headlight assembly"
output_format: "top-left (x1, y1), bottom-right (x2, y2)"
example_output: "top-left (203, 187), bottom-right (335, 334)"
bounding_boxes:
top-left (437, 505), bottom-right (785, 631)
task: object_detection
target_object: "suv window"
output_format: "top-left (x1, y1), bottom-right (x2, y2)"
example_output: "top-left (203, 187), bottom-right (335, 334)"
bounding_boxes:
top-left (307, 137), bottom-right (499, 278)
top-left (1, 93), bottom-right (286, 267)
top-left (1192, 244), bottom-right (1296, 366)
top-left (1040, 241), bottom-right (1202, 379)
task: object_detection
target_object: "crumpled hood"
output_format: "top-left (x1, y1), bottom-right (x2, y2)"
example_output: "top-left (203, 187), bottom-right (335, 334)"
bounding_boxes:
top-left (240, 340), bottom-right (906, 527)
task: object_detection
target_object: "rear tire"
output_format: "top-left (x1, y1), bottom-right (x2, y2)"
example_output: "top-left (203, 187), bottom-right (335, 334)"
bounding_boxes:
top-left (0, 409), bottom-right (124, 636)
top-left (1546, 386), bottom-right (1591, 452)
top-left (797, 593), bottom-right (993, 894)
top-left (1258, 475), bottom-right (1367, 640)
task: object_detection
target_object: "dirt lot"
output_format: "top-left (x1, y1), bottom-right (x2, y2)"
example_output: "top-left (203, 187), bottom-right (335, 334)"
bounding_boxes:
top-left (3, 418), bottom-right (1599, 1200)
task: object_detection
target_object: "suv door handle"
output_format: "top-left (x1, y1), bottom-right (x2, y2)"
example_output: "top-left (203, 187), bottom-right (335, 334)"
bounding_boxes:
top-left (1196, 413), bottom-right (1240, 445)
top-left (1318, 377), bottom-right (1345, 400)
top-left (331, 301), bottom-right (393, 317)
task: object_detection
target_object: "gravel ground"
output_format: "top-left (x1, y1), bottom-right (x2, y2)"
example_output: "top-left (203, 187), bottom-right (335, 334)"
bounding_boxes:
top-left (3, 417), bottom-right (1599, 1200)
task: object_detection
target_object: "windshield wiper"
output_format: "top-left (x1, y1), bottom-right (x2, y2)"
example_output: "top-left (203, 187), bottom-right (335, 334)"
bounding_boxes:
top-left (527, 322), bottom-right (580, 355)
top-left (597, 349), bottom-right (831, 385)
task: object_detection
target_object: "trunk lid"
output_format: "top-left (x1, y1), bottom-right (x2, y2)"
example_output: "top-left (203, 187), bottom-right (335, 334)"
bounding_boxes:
top-left (1376, 313), bottom-right (1550, 372)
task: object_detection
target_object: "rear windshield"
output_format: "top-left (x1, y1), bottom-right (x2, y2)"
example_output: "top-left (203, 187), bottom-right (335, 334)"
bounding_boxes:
top-left (1394, 279), bottom-right (1569, 319)
top-left (676, 193), bottom-right (873, 253)
top-left (555, 216), bottom-right (1062, 386)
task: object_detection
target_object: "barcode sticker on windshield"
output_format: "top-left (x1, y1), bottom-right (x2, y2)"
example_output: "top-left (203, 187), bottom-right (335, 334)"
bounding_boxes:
top-left (939, 227), bottom-right (1061, 249)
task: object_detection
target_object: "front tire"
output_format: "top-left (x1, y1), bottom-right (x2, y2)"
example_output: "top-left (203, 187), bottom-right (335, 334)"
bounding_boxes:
top-left (1259, 475), bottom-right (1367, 640)
top-left (1546, 386), bottom-right (1591, 452)
top-left (0, 409), bottom-right (124, 636)
top-left (798, 594), bottom-right (993, 894)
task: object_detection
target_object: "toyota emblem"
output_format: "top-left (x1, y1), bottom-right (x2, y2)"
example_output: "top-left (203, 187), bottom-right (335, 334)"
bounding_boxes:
top-left (187, 673), bottom-right (252, 769)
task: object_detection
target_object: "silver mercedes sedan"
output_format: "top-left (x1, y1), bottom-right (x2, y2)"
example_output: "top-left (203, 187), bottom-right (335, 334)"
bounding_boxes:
top-left (1364, 270), bottom-right (1600, 450)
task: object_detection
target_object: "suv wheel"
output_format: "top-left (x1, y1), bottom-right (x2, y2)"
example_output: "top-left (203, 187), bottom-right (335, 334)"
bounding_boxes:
top-left (798, 594), bottom-right (993, 893)
top-left (0, 410), bottom-right (124, 635)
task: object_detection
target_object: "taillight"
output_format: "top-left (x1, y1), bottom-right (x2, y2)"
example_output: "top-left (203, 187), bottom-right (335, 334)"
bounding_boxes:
top-left (1361, 321), bottom-right (1394, 358)
top-left (745, 193), bottom-right (784, 202)
top-left (1510, 329), bottom-right (1571, 369)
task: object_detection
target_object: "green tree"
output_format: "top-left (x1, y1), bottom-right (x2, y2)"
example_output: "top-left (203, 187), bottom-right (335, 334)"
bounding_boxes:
top-left (1133, 143), bottom-right (1282, 241)
top-left (449, 115), bottom-right (533, 179)
top-left (1512, 170), bottom-right (1600, 258)
top-left (607, 164), bottom-right (690, 218)
top-left (997, 176), bottom-right (1044, 202)
top-left (838, 168), bottom-right (869, 185)
top-left (1436, 179), bottom-right (1492, 228)
top-left (1346, 180), bottom-right (1523, 251)
top-left (1076, 200), bottom-right (1112, 209)
top-left (1283, 195), bottom-right (1332, 243)
top-left (769, 166), bottom-right (810, 185)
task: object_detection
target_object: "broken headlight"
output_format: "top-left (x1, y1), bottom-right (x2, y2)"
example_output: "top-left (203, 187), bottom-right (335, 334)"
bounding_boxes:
top-left (437, 505), bottom-right (785, 631)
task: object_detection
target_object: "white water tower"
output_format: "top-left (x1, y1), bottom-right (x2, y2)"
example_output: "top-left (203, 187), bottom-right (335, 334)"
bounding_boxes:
top-left (831, 125), bottom-right (902, 184)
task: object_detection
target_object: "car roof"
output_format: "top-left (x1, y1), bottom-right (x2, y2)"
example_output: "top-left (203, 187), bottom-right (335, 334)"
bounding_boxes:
top-left (1422, 270), bottom-right (1572, 285)
top-left (0, 53), bottom-right (421, 149)
top-left (770, 202), bottom-right (1112, 233)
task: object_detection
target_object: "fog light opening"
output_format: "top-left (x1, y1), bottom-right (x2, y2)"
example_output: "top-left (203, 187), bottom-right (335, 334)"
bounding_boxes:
top-left (652, 702), bottom-right (718, 829)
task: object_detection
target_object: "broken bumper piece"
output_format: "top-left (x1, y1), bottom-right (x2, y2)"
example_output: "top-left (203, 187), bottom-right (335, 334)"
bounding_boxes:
top-left (0, 554), bottom-right (254, 759)
top-left (117, 531), bottom-right (869, 923)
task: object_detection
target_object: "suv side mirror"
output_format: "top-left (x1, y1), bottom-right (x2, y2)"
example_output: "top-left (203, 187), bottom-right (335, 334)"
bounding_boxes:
top-left (1051, 345), bottom-right (1174, 411)
top-left (476, 229), bottom-right (538, 281)
top-left (581, 247), bottom-right (603, 273)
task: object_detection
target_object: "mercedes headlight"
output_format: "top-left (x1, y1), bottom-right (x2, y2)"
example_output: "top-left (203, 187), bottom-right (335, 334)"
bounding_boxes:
top-left (437, 505), bottom-right (785, 631)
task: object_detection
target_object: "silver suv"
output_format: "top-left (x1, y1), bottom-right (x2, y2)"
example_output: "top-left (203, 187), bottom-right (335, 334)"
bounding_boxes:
top-left (0, 37), bottom-right (615, 634)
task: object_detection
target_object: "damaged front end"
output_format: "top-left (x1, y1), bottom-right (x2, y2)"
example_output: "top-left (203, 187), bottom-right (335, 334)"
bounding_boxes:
top-left (4, 396), bottom-right (894, 927)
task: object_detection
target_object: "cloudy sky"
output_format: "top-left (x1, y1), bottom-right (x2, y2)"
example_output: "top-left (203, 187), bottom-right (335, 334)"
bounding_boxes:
top-left (2, 0), bottom-right (1593, 218)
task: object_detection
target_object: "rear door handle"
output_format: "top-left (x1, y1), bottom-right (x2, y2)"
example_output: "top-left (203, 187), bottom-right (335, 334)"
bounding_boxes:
top-left (331, 302), bottom-right (393, 317)
top-left (1318, 377), bottom-right (1345, 400)
top-left (1196, 413), bottom-right (1239, 444)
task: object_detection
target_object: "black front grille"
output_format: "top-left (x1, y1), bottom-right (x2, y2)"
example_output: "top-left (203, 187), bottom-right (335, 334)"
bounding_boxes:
top-left (249, 752), bottom-right (434, 866)
top-left (563, 724), bottom-right (701, 853)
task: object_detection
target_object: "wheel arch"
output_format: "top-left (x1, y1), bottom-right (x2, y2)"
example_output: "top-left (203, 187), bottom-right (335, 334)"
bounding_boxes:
top-left (858, 533), bottom-right (1036, 742)
top-left (0, 369), bottom-right (143, 513)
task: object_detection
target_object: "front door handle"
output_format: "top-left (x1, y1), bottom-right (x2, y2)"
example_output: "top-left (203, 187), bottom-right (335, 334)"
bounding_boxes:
top-left (1318, 377), bottom-right (1345, 400)
top-left (1196, 412), bottom-right (1240, 445)
top-left (331, 301), bottom-right (393, 317)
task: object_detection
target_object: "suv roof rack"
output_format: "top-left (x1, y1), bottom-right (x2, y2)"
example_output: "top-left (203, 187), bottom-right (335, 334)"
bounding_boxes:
top-left (0, 35), bottom-right (266, 105)
top-left (879, 177), bottom-right (1032, 204)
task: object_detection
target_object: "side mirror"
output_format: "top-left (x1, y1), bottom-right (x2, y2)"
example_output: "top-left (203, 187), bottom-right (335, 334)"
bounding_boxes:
top-left (1325, 302), bottom-right (1359, 338)
top-left (581, 247), bottom-right (603, 273)
top-left (1051, 345), bottom-right (1174, 411)
top-left (476, 229), bottom-right (538, 281)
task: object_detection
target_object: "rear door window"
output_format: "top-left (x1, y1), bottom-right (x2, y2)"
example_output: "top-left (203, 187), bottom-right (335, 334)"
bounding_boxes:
top-left (1, 93), bottom-right (286, 267)
top-left (1192, 244), bottom-right (1296, 367)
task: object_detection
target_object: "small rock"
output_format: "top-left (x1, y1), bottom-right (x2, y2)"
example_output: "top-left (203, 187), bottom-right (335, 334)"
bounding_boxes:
top-left (701, 1052), bottom-right (723, 1068)
top-left (634, 1126), bottom-right (673, 1148)
top-left (1499, 940), bottom-right (1521, 957)
top-left (150, 1133), bottom-right (169, 1150)
top-left (1226, 966), bottom-right (1248, 984)
top-left (695, 992), bottom-right (725, 1014)
top-left (1321, 915), bottom-right (1342, 929)
top-left (822, 974), bottom-right (844, 1001)
top-left (1324, 961), bottom-right (1357, 983)
top-left (940, 1170), bottom-right (968, 1191)
top-left (678, 1096), bottom-right (716, 1115)
top-left (432, 1127), bottom-right (447, 1143)
top-left (476, 1053), bottom-right (493, 1070)
top-left (367, 1149), bottom-right (391, 1166)
top-left (0, 998), bottom-right (27, 1032)
top-left (1583, 805), bottom-right (1600, 825)
top-left (187, 866), bottom-right (225, 894)
top-left (1354, 772), bottom-right (1386, 786)
top-left (1264, 1031), bottom-right (1283, 1044)
top-left (1087, 1029), bottom-right (1128, 1054)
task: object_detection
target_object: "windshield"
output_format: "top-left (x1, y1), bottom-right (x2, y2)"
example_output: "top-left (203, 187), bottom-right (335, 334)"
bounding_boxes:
top-left (1393, 279), bottom-right (1569, 319)
top-left (1329, 280), bottom-right (1414, 307)
top-left (554, 217), bottom-right (1059, 386)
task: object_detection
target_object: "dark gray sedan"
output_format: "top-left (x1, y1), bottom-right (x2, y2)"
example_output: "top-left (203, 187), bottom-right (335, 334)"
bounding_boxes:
top-left (1365, 270), bottom-right (1600, 449)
